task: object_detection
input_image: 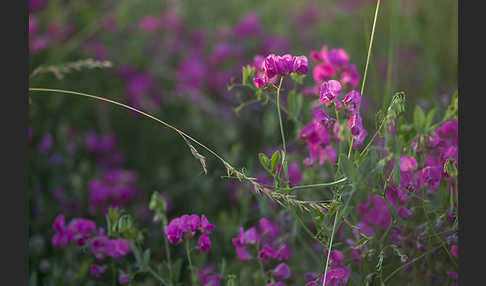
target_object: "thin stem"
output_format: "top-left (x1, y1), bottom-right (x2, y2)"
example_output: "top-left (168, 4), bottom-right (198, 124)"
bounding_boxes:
top-left (185, 239), bottom-right (196, 285)
top-left (28, 88), bottom-right (230, 168)
top-left (275, 77), bottom-right (288, 183)
top-left (360, 117), bottom-right (386, 157)
top-left (161, 217), bottom-right (173, 285)
top-left (383, 246), bottom-right (440, 283)
top-left (347, 0), bottom-right (381, 158)
top-left (288, 177), bottom-right (348, 191)
top-left (147, 266), bottom-right (170, 286)
top-left (321, 209), bottom-right (339, 286)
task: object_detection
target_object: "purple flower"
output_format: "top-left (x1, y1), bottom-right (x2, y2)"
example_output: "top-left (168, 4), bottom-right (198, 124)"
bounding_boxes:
top-left (273, 263), bottom-right (291, 280)
top-left (235, 245), bottom-right (251, 261)
top-left (323, 249), bottom-right (344, 265)
top-left (400, 155), bottom-right (418, 172)
top-left (165, 218), bottom-right (183, 244)
top-left (313, 109), bottom-right (334, 129)
top-left (119, 272), bottom-right (131, 284)
top-left (254, 76), bottom-right (268, 88)
top-left (293, 55), bottom-right (309, 74)
top-left (89, 264), bottom-right (106, 277)
top-left (398, 207), bottom-right (413, 220)
top-left (258, 245), bottom-right (277, 260)
top-left (244, 227), bottom-right (259, 244)
top-left (342, 90), bottom-right (361, 114)
top-left (328, 49), bottom-right (350, 67)
top-left (319, 80), bottom-right (342, 106)
top-left (264, 54), bottom-right (279, 78)
top-left (198, 233), bottom-right (212, 252)
top-left (321, 265), bottom-right (351, 286)
top-left (232, 12), bottom-right (262, 37)
top-left (232, 227), bottom-right (245, 247)
top-left (451, 245), bottom-right (458, 259)
top-left (138, 16), bottom-right (160, 32)
top-left (104, 239), bottom-right (132, 259)
top-left (275, 244), bottom-right (291, 261)
top-left (259, 218), bottom-right (279, 238)
top-left (419, 166), bottom-right (441, 191)
top-left (180, 214), bottom-right (201, 237)
top-left (51, 214), bottom-right (74, 247)
top-left (68, 218), bottom-right (96, 246)
top-left (357, 195), bottom-right (392, 235)
top-left (200, 215), bottom-right (215, 234)
top-left (313, 64), bottom-right (335, 83)
top-left (38, 133), bottom-right (53, 154)
top-left (340, 65), bottom-right (360, 89)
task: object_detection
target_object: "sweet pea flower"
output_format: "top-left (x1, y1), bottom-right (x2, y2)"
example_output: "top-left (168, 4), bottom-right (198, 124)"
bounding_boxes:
top-left (244, 227), bottom-right (260, 244)
top-left (259, 218), bottom-right (279, 238)
top-left (319, 80), bottom-right (342, 106)
top-left (257, 244), bottom-right (277, 260)
top-left (198, 233), bottom-right (211, 252)
top-left (200, 215), bottom-right (215, 234)
top-left (273, 263), bottom-right (292, 280)
top-left (235, 245), bottom-right (251, 261)
top-left (321, 265), bottom-right (351, 286)
top-left (89, 264), bottom-right (107, 277)
top-left (275, 244), bottom-right (291, 261)
top-left (323, 249), bottom-right (344, 265)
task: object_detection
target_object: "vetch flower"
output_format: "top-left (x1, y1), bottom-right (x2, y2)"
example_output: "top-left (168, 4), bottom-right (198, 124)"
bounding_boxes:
top-left (257, 244), bottom-right (277, 260)
top-left (320, 265), bottom-right (351, 286)
top-left (89, 264), bottom-right (107, 277)
top-left (200, 214), bottom-right (215, 234)
top-left (198, 233), bottom-right (211, 252)
top-left (319, 80), bottom-right (342, 106)
top-left (275, 244), bottom-right (291, 261)
top-left (273, 263), bottom-right (292, 280)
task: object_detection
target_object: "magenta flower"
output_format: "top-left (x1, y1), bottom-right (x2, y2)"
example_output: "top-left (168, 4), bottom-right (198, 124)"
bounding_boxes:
top-left (259, 218), bottom-right (279, 238)
top-left (400, 155), bottom-right (418, 172)
top-left (313, 64), bottom-right (335, 83)
top-left (340, 65), bottom-right (360, 89)
top-left (257, 244), bottom-right (277, 260)
top-left (398, 207), bottom-right (413, 220)
top-left (104, 239), bottom-right (132, 259)
top-left (321, 265), bottom-right (351, 286)
top-left (165, 218), bottom-right (183, 244)
top-left (89, 264), bottom-right (107, 277)
top-left (232, 227), bottom-right (245, 247)
top-left (180, 214), bottom-right (201, 237)
top-left (68, 218), bottom-right (96, 246)
top-left (198, 233), bottom-right (211, 252)
top-left (328, 49), bottom-right (350, 67)
top-left (294, 55), bottom-right (309, 74)
top-left (419, 166), bottom-right (441, 191)
top-left (200, 215), bottom-right (215, 234)
top-left (357, 195), bottom-right (392, 235)
top-left (273, 263), bottom-right (292, 280)
top-left (244, 227), bottom-right (260, 244)
top-left (38, 133), bottom-right (53, 154)
top-left (235, 245), bottom-right (251, 261)
top-left (275, 244), bottom-right (291, 261)
top-left (313, 109), bottom-right (334, 129)
top-left (323, 249), bottom-right (344, 265)
top-left (319, 80), bottom-right (342, 106)
top-left (51, 214), bottom-right (74, 246)
top-left (254, 76), bottom-right (268, 88)
top-left (342, 90), bottom-right (361, 114)
top-left (138, 16), bottom-right (160, 32)
top-left (451, 245), bottom-right (458, 258)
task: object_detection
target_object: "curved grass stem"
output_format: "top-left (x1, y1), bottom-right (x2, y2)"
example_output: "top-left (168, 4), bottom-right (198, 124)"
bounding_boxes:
top-left (321, 209), bottom-right (340, 286)
top-left (347, 0), bottom-right (381, 158)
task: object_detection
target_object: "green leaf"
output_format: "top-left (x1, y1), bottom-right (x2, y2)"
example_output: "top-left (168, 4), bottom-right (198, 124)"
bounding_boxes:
top-left (425, 108), bottom-right (437, 130)
top-left (339, 154), bottom-right (357, 184)
top-left (258, 153), bottom-right (270, 172)
top-left (172, 258), bottom-right (183, 283)
top-left (413, 105), bottom-right (426, 132)
top-left (241, 65), bottom-right (255, 86)
top-left (270, 151), bottom-right (281, 173)
top-left (131, 245), bottom-right (143, 270)
top-left (287, 90), bottom-right (303, 119)
top-left (143, 249), bottom-right (151, 268)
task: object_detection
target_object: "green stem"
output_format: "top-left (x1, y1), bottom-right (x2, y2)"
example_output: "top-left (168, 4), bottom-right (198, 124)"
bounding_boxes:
top-left (147, 266), bottom-right (170, 286)
top-left (347, 0), bottom-right (381, 159)
top-left (288, 177), bottom-right (348, 191)
top-left (162, 217), bottom-right (173, 285)
top-left (275, 76), bottom-right (288, 184)
top-left (185, 240), bottom-right (196, 285)
top-left (321, 209), bottom-right (340, 286)
top-left (383, 246), bottom-right (440, 283)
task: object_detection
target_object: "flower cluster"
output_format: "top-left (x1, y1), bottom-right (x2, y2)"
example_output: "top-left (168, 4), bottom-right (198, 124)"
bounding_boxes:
top-left (51, 214), bottom-right (134, 278)
top-left (303, 249), bottom-right (350, 286)
top-left (253, 53), bottom-right (308, 88)
top-left (232, 218), bottom-right (292, 285)
top-left (164, 214), bottom-right (215, 252)
top-left (88, 169), bottom-right (139, 215)
top-left (198, 266), bottom-right (222, 286)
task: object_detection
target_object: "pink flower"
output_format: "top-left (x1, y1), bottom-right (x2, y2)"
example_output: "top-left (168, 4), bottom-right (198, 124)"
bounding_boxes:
top-left (313, 64), bottom-right (335, 83)
top-left (235, 245), bottom-right (251, 261)
top-left (257, 244), bottom-right (277, 260)
top-left (165, 218), bottom-right (183, 244)
top-left (319, 80), bottom-right (342, 106)
top-left (104, 239), bottom-right (132, 259)
top-left (323, 249), bottom-right (344, 265)
top-left (244, 227), bottom-right (260, 244)
top-left (259, 218), bottom-right (279, 238)
top-left (89, 264), bottom-right (107, 277)
top-left (273, 263), bottom-right (291, 280)
top-left (451, 245), bottom-right (458, 259)
top-left (400, 155), bottom-right (418, 172)
top-left (198, 233), bottom-right (211, 252)
top-left (200, 215), bottom-right (215, 234)
top-left (275, 244), bottom-right (291, 261)
top-left (254, 76), bottom-right (268, 88)
top-left (321, 265), bottom-right (351, 286)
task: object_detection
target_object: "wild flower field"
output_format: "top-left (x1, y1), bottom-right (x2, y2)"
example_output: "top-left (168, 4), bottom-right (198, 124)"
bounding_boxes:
top-left (28, 0), bottom-right (458, 285)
